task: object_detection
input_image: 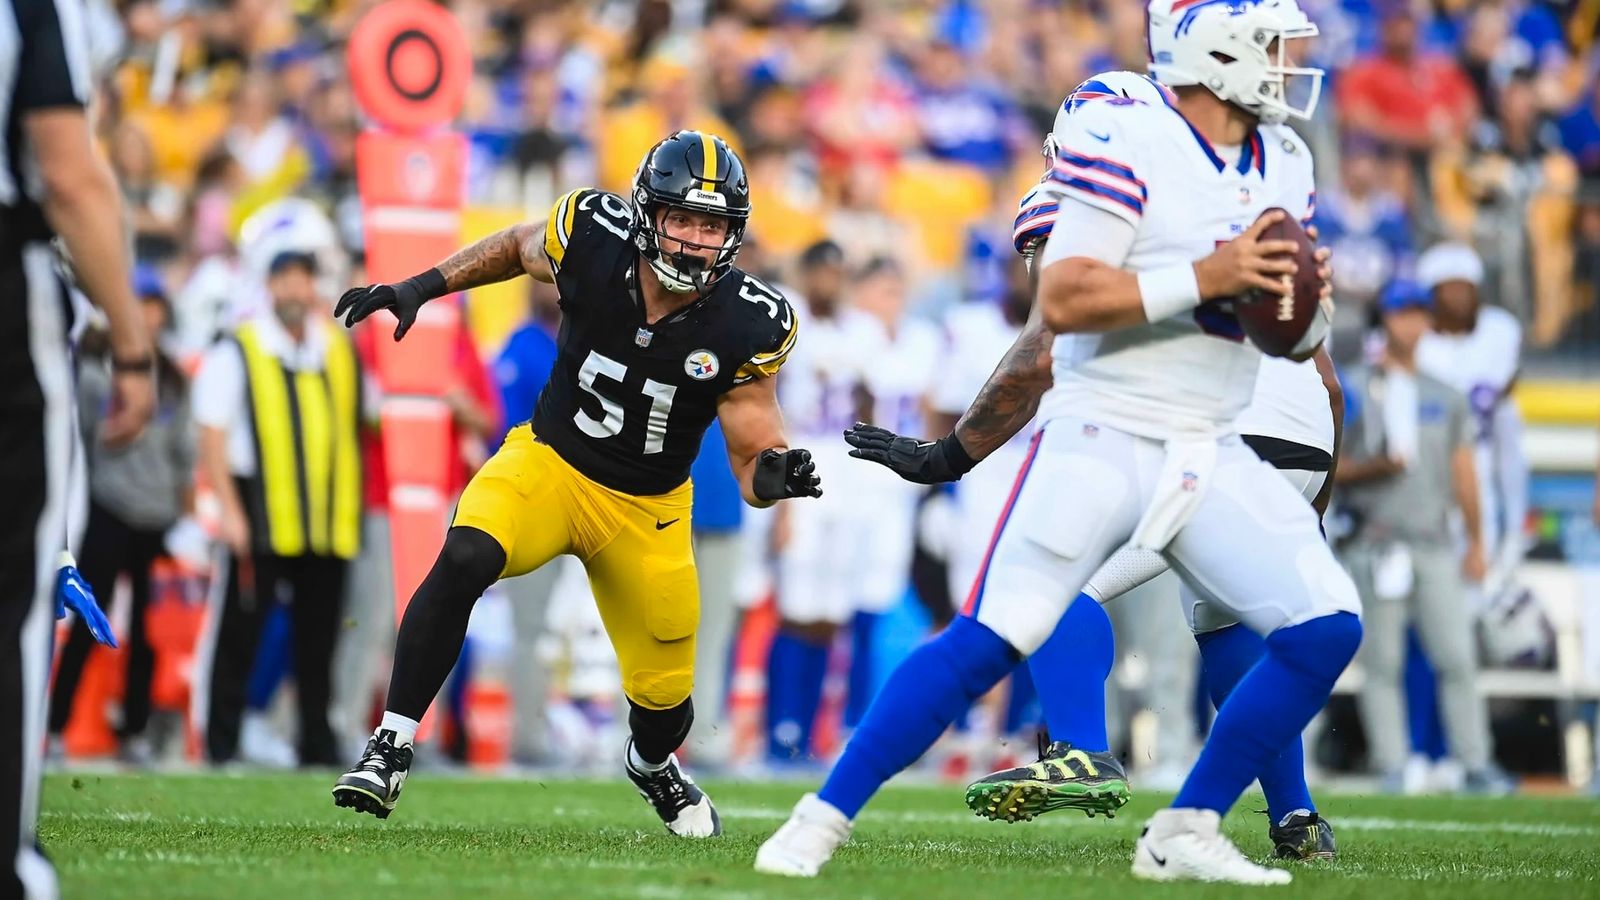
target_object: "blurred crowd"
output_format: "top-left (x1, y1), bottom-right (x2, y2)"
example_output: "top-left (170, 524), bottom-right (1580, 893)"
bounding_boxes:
top-left (48, 0), bottom-right (1600, 790)
top-left (85, 0), bottom-right (1600, 364)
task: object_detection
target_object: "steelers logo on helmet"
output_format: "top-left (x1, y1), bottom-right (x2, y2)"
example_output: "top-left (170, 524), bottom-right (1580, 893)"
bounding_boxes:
top-left (684, 350), bottom-right (720, 381)
top-left (628, 130), bottom-right (752, 296)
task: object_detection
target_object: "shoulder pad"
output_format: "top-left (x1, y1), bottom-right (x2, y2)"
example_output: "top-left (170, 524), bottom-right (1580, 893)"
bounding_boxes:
top-left (730, 273), bottom-right (800, 383)
top-left (543, 189), bottom-right (634, 273)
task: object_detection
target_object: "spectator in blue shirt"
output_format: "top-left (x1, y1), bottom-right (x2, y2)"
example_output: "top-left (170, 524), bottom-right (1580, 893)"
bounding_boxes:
top-left (494, 280), bottom-right (561, 444)
top-left (911, 39), bottom-right (1025, 176)
top-left (1315, 137), bottom-right (1415, 360)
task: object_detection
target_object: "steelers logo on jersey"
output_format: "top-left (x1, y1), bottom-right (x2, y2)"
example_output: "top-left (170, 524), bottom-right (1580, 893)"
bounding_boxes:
top-left (685, 350), bottom-right (720, 381)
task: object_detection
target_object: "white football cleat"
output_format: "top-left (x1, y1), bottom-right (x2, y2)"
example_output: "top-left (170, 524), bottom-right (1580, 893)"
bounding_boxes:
top-left (1132, 808), bottom-right (1292, 886)
top-left (754, 793), bottom-right (853, 877)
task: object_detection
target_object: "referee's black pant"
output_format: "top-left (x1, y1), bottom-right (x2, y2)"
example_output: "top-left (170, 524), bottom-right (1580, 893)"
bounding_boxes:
top-left (2, 239), bottom-right (75, 900)
top-left (200, 547), bottom-right (347, 767)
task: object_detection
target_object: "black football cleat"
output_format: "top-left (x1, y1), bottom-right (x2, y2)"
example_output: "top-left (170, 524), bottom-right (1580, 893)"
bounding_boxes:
top-left (625, 739), bottom-right (722, 837)
top-left (332, 730), bottom-right (413, 819)
top-left (965, 735), bottom-right (1131, 822)
top-left (1270, 809), bottom-right (1337, 860)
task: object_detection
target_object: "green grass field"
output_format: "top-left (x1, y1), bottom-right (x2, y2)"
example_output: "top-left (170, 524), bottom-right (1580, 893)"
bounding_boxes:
top-left (38, 772), bottom-right (1600, 899)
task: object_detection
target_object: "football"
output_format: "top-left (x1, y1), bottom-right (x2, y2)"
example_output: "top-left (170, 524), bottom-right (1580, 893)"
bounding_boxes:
top-left (1235, 209), bottom-right (1323, 358)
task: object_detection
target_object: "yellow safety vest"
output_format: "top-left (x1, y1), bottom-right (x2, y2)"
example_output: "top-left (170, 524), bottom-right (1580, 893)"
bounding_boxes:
top-left (236, 320), bottom-right (362, 560)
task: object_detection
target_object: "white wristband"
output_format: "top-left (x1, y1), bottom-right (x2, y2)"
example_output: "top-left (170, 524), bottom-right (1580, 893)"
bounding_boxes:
top-left (1137, 264), bottom-right (1203, 323)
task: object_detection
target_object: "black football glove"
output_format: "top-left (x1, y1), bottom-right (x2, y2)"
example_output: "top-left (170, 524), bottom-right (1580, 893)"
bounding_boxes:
top-left (843, 422), bottom-right (977, 485)
top-left (753, 448), bottom-right (822, 501)
top-left (334, 268), bottom-right (447, 340)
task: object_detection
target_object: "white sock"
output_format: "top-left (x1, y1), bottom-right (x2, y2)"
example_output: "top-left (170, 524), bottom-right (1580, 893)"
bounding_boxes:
top-left (378, 712), bottom-right (420, 747)
top-left (628, 741), bottom-right (669, 773)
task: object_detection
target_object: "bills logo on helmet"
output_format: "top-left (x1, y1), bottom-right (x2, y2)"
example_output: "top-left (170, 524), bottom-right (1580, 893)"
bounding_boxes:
top-left (685, 350), bottom-right (719, 380)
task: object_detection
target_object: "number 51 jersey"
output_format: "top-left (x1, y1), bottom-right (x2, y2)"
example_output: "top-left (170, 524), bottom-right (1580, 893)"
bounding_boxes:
top-left (530, 188), bottom-right (799, 496)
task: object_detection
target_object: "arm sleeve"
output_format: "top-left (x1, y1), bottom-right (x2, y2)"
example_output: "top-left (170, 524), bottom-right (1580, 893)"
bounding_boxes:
top-left (1036, 199), bottom-right (1138, 269)
top-left (13, 0), bottom-right (91, 110)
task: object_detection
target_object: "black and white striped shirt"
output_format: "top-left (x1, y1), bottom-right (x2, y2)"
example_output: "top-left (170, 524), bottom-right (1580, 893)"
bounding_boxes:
top-left (1, 0), bottom-right (92, 243)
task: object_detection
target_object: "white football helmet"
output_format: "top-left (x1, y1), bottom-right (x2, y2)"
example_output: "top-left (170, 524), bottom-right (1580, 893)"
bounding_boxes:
top-left (1147, 0), bottom-right (1324, 124)
top-left (239, 198), bottom-right (348, 302)
top-left (1044, 71), bottom-right (1175, 164)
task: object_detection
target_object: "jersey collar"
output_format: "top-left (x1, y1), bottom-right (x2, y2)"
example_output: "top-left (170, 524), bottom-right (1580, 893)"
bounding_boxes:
top-left (1171, 108), bottom-right (1266, 177)
top-left (629, 263), bottom-right (716, 329)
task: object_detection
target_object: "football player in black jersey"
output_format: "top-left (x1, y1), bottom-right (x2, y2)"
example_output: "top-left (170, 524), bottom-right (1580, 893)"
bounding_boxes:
top-left (331, 131), bottom-right (819, 837)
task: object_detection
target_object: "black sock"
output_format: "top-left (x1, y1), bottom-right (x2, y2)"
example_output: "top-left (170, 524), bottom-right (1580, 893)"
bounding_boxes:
top-left (384, 527), bottom-right (505, 720)
top-left (628, 697), bottom-right (694, 766)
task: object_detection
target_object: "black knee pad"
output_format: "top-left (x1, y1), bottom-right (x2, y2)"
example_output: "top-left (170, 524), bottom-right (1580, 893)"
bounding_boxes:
top-left (435, 526), bottom-right (506, 592)
top-left (628, 697), bottom-right (694, 765)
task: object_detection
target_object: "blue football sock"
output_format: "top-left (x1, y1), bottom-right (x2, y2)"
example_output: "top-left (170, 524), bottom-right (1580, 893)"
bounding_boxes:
top-left (1174, 612), bottom-right (1361, 815)
top-left (765, 629), bottom-right (830, 761)
top-left (1027, 593), bottom-right (1113, 752)
top-left (1405, 628), bottom-right (1448, 760)
top-left (819, 616), bottom-right (1018, 818)
top-left (844, 610), bottom-right (882, 729)
top-left (1003, 662), bottom-right (1039, 735)
top-left (1195, 624), bottom-right (1315, 822)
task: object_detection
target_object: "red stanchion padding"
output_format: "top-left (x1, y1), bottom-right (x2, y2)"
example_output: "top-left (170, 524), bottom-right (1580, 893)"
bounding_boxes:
top-left (386, 486), bottom-right (450, 625)
top-left (385, 485), bottom-right (452, 742)
top-left (369, 299), bottom-right (461, 396)
top-left (355, 131), bottom-right (465, 284)
top-left (348, 0), bottom-right (470, 133)
top-left (379, 397), bottom-right (454, 494)
top-left (465, 678), bottom-right (510, 767)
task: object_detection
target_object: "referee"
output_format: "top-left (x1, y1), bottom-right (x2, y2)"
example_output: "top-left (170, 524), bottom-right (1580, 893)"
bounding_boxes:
top-left (4, 1), bottom-right (155, 897)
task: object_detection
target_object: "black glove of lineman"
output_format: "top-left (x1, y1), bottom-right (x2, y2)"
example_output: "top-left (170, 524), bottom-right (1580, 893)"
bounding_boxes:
top-left (843, 422), bottom-right (978, 485)
top-left (753, 448), bottom-right (823, 501)
top-left (334, 268), bottom-right (447, 340)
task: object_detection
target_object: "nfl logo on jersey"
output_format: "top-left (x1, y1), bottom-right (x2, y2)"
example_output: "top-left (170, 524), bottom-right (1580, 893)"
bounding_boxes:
top-left (685, 350), bottom-right (719, 381)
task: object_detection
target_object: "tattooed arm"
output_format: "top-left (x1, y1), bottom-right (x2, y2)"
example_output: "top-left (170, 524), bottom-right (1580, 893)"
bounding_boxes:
top-left (334, 219), bottom-right (554, 338)
top-left (436, 221), bottom-right (554, 291)
top-left (844, 248), bottom-right (1054, 483)
top-left (952, 304), bottom-right (1054, 461)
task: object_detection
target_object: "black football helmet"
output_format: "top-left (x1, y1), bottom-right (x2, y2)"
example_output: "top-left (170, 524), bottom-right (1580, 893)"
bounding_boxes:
top-left (630, 130), bottom-right (751, 294)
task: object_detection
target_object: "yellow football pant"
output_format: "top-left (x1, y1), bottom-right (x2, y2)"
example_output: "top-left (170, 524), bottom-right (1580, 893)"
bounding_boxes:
top-left (452, 424), bottom-right (698, 710)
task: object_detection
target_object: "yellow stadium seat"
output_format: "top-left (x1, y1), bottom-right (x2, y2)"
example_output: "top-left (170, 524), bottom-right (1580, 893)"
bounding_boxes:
top-left (883, 161), bottom-right (993, 268)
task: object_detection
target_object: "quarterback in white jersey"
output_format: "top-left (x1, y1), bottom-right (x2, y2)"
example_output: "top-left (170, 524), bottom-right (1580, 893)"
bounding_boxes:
top-left (759, 0), bottom-right (1359, 886)
top-left (850, 69), bottom-right (1346, 860)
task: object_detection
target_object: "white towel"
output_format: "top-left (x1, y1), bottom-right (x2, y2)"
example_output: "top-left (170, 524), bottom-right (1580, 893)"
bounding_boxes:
top-left (1131, 438), bottom-right (1217, 553)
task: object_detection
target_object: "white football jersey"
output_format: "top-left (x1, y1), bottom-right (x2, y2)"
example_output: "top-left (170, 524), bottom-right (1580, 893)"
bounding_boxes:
top-left (1234, 356), bottom-right (1335, 454)
top-left (856, 314), bottom-right (941, 440)
top-left (1032, 99), bottom-right (1317, 440)
top-left (1416, 306), bottom-right (1521, 444)
top-left (777, 300), bottom-right (876, 443)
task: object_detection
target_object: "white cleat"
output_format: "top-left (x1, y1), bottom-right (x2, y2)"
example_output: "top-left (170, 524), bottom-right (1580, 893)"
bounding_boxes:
top-left (1132, 808), bottom-right (1292, 886)
top-left (754, 793), bottom-right (853, 878)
